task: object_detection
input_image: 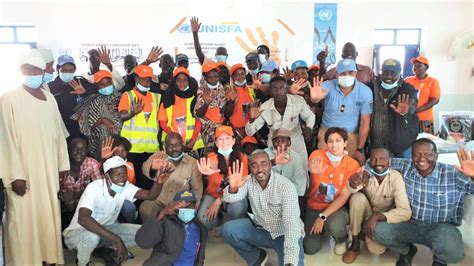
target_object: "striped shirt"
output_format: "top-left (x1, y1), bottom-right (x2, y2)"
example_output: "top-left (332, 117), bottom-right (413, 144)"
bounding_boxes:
top-left (391, 158), bottom-right (473, 225)
top-left (223, 171), bottom-right (304, 265)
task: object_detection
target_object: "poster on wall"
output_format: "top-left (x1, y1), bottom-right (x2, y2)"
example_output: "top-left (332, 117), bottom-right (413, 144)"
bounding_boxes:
top-left (312, 3), bottom-right (338, 67)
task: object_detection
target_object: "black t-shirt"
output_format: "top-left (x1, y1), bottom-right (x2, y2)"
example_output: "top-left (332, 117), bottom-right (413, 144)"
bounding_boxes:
top-left (48, 76), bottom-right (96, 138)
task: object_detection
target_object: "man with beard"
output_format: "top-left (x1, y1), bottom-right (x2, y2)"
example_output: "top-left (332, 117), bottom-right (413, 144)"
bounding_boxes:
top-left (369, 59), bottom-right (419, 159)
top-left (222, 151), bottom-right (304, 266)
top-left (342, 147), bottom-right (411, 264)
top-left (374, 139), bottom-right (474, 266)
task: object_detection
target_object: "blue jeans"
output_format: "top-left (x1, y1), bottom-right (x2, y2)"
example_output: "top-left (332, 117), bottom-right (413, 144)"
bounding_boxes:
top-left (222, 218), bottom-right (304, 266)
top-left (394, 146), bottom-right (412, 159)
top-left (196, 195), bottom-right (248, 229)
top-left (375, 219), bottom-right (465, 264)
top-left (119, 200), bottom-right (136, 223)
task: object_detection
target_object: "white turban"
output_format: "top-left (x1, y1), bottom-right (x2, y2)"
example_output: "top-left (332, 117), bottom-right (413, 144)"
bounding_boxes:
top-left (18, 49), bottom-right (46, 70)
top-left (35, 48), bottom-right (54, 63)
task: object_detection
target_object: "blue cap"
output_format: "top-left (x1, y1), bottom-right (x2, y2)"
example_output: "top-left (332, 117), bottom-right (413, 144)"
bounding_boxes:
top-left (174, 190), bottom-right (196, 203)
top-left (336, 59), bottom-right (357, 74)
top-left (175, 53), bottom-right (188, 64)
top-left (291, 60), bottom-right (308, 71)
top-left (57, 55), bottom-right (75, 67)
top-left (382, 59), bottom-right (402, 73)
top-left (259, 59), bottom-right (278, 73)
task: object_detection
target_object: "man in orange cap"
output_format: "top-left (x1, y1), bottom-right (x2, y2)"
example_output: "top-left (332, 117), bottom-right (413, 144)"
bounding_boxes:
top-left (405, 56), bottom-right (441, 134)
top-left (194, 62), bottom-right (228, 151)
top-left (118, 65), bottom-right (162, 190)
top-left (224, 64), bottom-right (256, 137)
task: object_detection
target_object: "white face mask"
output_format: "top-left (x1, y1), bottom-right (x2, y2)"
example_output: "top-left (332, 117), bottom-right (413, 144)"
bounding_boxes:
top-left (258, 54), bottom-right (267, 64)
top-left (337, 75), bottom-right (355, 88)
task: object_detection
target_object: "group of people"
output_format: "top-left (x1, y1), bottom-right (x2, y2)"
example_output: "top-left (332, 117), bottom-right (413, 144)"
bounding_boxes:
top-left (0, 16), bottom-right (472, 266)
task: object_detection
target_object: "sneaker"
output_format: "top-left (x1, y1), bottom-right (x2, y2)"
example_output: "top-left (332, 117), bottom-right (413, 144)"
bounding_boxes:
top-left (396, 244), bottom-right (417, 266)
top-left (334, 242), bottom-right (348, 256)
top-left (255, 249), bottom-right (269, 266)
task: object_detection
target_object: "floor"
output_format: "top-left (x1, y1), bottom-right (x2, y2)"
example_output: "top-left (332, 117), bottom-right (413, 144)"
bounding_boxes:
top-left (1, 222), bottom-right (473, 265)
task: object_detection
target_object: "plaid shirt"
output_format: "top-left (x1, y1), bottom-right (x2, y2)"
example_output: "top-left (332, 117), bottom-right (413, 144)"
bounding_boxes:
top-left (391, 158), bottom-right (473, 225)
top-left (223, 171), bottom-right (304, 265)
top-left (60, 157), bottom-right (103, 211)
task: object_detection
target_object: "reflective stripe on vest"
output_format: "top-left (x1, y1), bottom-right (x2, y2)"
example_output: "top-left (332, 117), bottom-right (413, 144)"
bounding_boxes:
top-left (120, 90), bottom-right (161, 153)
top-left (165, 96), bottom-right (205, 150)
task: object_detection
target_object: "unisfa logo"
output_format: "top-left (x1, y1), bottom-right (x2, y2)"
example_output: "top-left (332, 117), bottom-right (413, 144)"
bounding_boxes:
top-left (178, 23), bottom-right (242, 34)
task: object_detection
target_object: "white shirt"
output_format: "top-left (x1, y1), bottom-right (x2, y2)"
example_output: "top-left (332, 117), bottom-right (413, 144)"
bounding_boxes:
top-left (63, 179), bottom-right (140, 233)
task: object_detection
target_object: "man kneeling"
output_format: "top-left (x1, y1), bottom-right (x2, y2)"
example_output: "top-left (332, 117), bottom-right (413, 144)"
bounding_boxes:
top-left (136, 190), bottom-right (205, 265)
top-left (63, 156), bottom-right (172, 265)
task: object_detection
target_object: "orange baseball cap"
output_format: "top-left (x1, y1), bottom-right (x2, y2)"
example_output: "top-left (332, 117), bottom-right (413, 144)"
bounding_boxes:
top-left (202, 61), bottom-right (219, 73)
top-left (308, 65), bottom-right (320, 72)
top-left (134, 65), bottom-right (154, 78)
top-left (230, 63), bottom-right (246, 76)
top-left (216, 61), bottom-right (227, 69)
top-left (241, 136), bottom-right (258, 145)
top-left (173, 67), bottom-right (190, 78)
top-left (215, 125), bottom-right (234, 138)
top-left (410, 56), bottom-right (429, 66)
top-left (93, 70), bottom-right (112, 83)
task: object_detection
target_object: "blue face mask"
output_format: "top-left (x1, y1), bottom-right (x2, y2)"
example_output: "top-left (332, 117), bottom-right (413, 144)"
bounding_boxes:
top-left (326, 151), bottom-right (343, 162)
top-left (261, 73), bottom-right (271, 83)
top-left (43, 73), bottom-right (54, 83)
top-left (98, 85), bottom-right (114, 95)
top-left (218, 148), bottom-right (233, 157)
top-left (368, 167), bottom-right (391, 177)
top-left (59, 72), bottom-right (74, 83)
top-left (215, 55), bottom-right (227, 62)
top-left (168, 152), bottom-right (184, 161)
top-left (381, 80), bottom-right (399, 90)
top-left (108, 176), bottom-right (126, 194)
top-left (207, 82), bottom-right (219, 89)
top-left (248, 69), bottom-right (259, 76)
top-left (137, 83), bottom-right (150, 92)
top-left (24, 75), bottom-right (44, 89)
top-left (178, 208), bottom-right (196, 223)
top-left (234, 80), bottom-right (247, 87)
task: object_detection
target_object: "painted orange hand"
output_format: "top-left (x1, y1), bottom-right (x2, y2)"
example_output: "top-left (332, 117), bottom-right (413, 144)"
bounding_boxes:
top-left (235, 27), bottom-right (281, 66)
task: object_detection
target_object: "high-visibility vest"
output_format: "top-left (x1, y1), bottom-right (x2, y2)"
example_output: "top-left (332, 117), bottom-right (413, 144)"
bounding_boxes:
top-left (165, 96), bottom-right (205, 150)
top-left (120, 90), bottom-right (161, 153)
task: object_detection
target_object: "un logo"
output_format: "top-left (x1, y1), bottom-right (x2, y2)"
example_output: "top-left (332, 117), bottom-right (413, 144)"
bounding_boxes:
top-left (178, 24), bottom-right (191, 34)
top-left (319, 9), bottom-right (333, 21)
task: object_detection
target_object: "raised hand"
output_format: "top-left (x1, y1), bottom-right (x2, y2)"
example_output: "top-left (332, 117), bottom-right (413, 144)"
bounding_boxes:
top-left (69, 79), bottom-right (86, 95)
top-left (101, 136), bottom-right (117, 160)
top-left (196, 157), bottom-right (220, 176)
top-left (283, 66), bottom-right (294, 81)
top-left (251, 75), bottom-right (262, 90)
top-left (225, 84), bottom-right (238, 101)
top-left (348, 166), bottom-right (368, 189)
top-left (190, 17), bottom-right (201, 33)
top-left (309, 77), bottom-right (328, 102)
top-left (151, 151), bottom-right (166, 170)
top-left (317, 45), bottom-right (329, 63)
top-left (454, 148), bottom-right (474, 178)
top-left (228, 160), bottom-right (249, 190)
top-left (289, 78), bottom-right (307, 96)
top-left (309, 156), bottom-right (328, 175)
top-left (98, 45), bottom-right (111, 66)
top-left (275, 145), bottom-right (291, 165)
top-left (249, 100), bottom-right (263, 121)
top-left (390, 94), bottom-right (411, 115)
top-left (145, 46), bottom-right (164, 64)
top-left (131, 97), bottom-right (144, 115)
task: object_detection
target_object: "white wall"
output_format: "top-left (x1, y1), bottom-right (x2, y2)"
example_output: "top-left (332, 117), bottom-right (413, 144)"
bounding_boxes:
top-left (1, 0), bottom-right (473, 98)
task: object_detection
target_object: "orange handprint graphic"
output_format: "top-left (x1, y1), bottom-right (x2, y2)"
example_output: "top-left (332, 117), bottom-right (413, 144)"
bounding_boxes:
top-left (236, 27), bottom-right (281, 66)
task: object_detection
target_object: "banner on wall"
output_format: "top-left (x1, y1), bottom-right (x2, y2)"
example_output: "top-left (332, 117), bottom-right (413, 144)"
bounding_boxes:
top-left (312, 3), bottom-right (337, 67)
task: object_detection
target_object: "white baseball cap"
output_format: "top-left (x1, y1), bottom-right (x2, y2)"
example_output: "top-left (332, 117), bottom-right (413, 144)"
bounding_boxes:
top-left (103, 156), bottom-right (131, 173)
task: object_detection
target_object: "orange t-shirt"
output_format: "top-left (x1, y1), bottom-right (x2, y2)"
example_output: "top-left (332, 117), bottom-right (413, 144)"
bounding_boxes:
top-left (229, 86), bottom-right (254, 128)
top-left (306, 150), bottom-right (359, 211)
top-left (118, 87), bottom-right (155, 114)
top-left (206, 152), bottom-right (248, 199)
top-left (158, 96), bottom-right (189, 141)
top-left (127, 161), bottom-right (136, 184)
top-left (404, 75), bottom-right (441, 121)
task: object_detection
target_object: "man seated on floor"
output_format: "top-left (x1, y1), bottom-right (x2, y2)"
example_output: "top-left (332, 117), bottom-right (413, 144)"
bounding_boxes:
top-left (221, 150), bottom-right (304, 266)
top-left (374, 139), bottom-right (474, 266)
top-left (342, 146), bottom-right (411, 264)
top-left (136, 190), bottom-right (205, 265)
top-left (63, 156), bottom-right (173, 266)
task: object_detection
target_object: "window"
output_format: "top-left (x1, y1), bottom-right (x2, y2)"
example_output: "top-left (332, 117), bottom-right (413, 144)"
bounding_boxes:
top-left (373, 28), bottom-right (421, 78)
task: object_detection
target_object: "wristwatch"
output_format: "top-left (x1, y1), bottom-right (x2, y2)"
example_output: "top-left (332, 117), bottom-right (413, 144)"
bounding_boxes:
top-left (356, 147), bottom-right (364, 154)
top-left (318, 212), bottom-right (327, 221)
